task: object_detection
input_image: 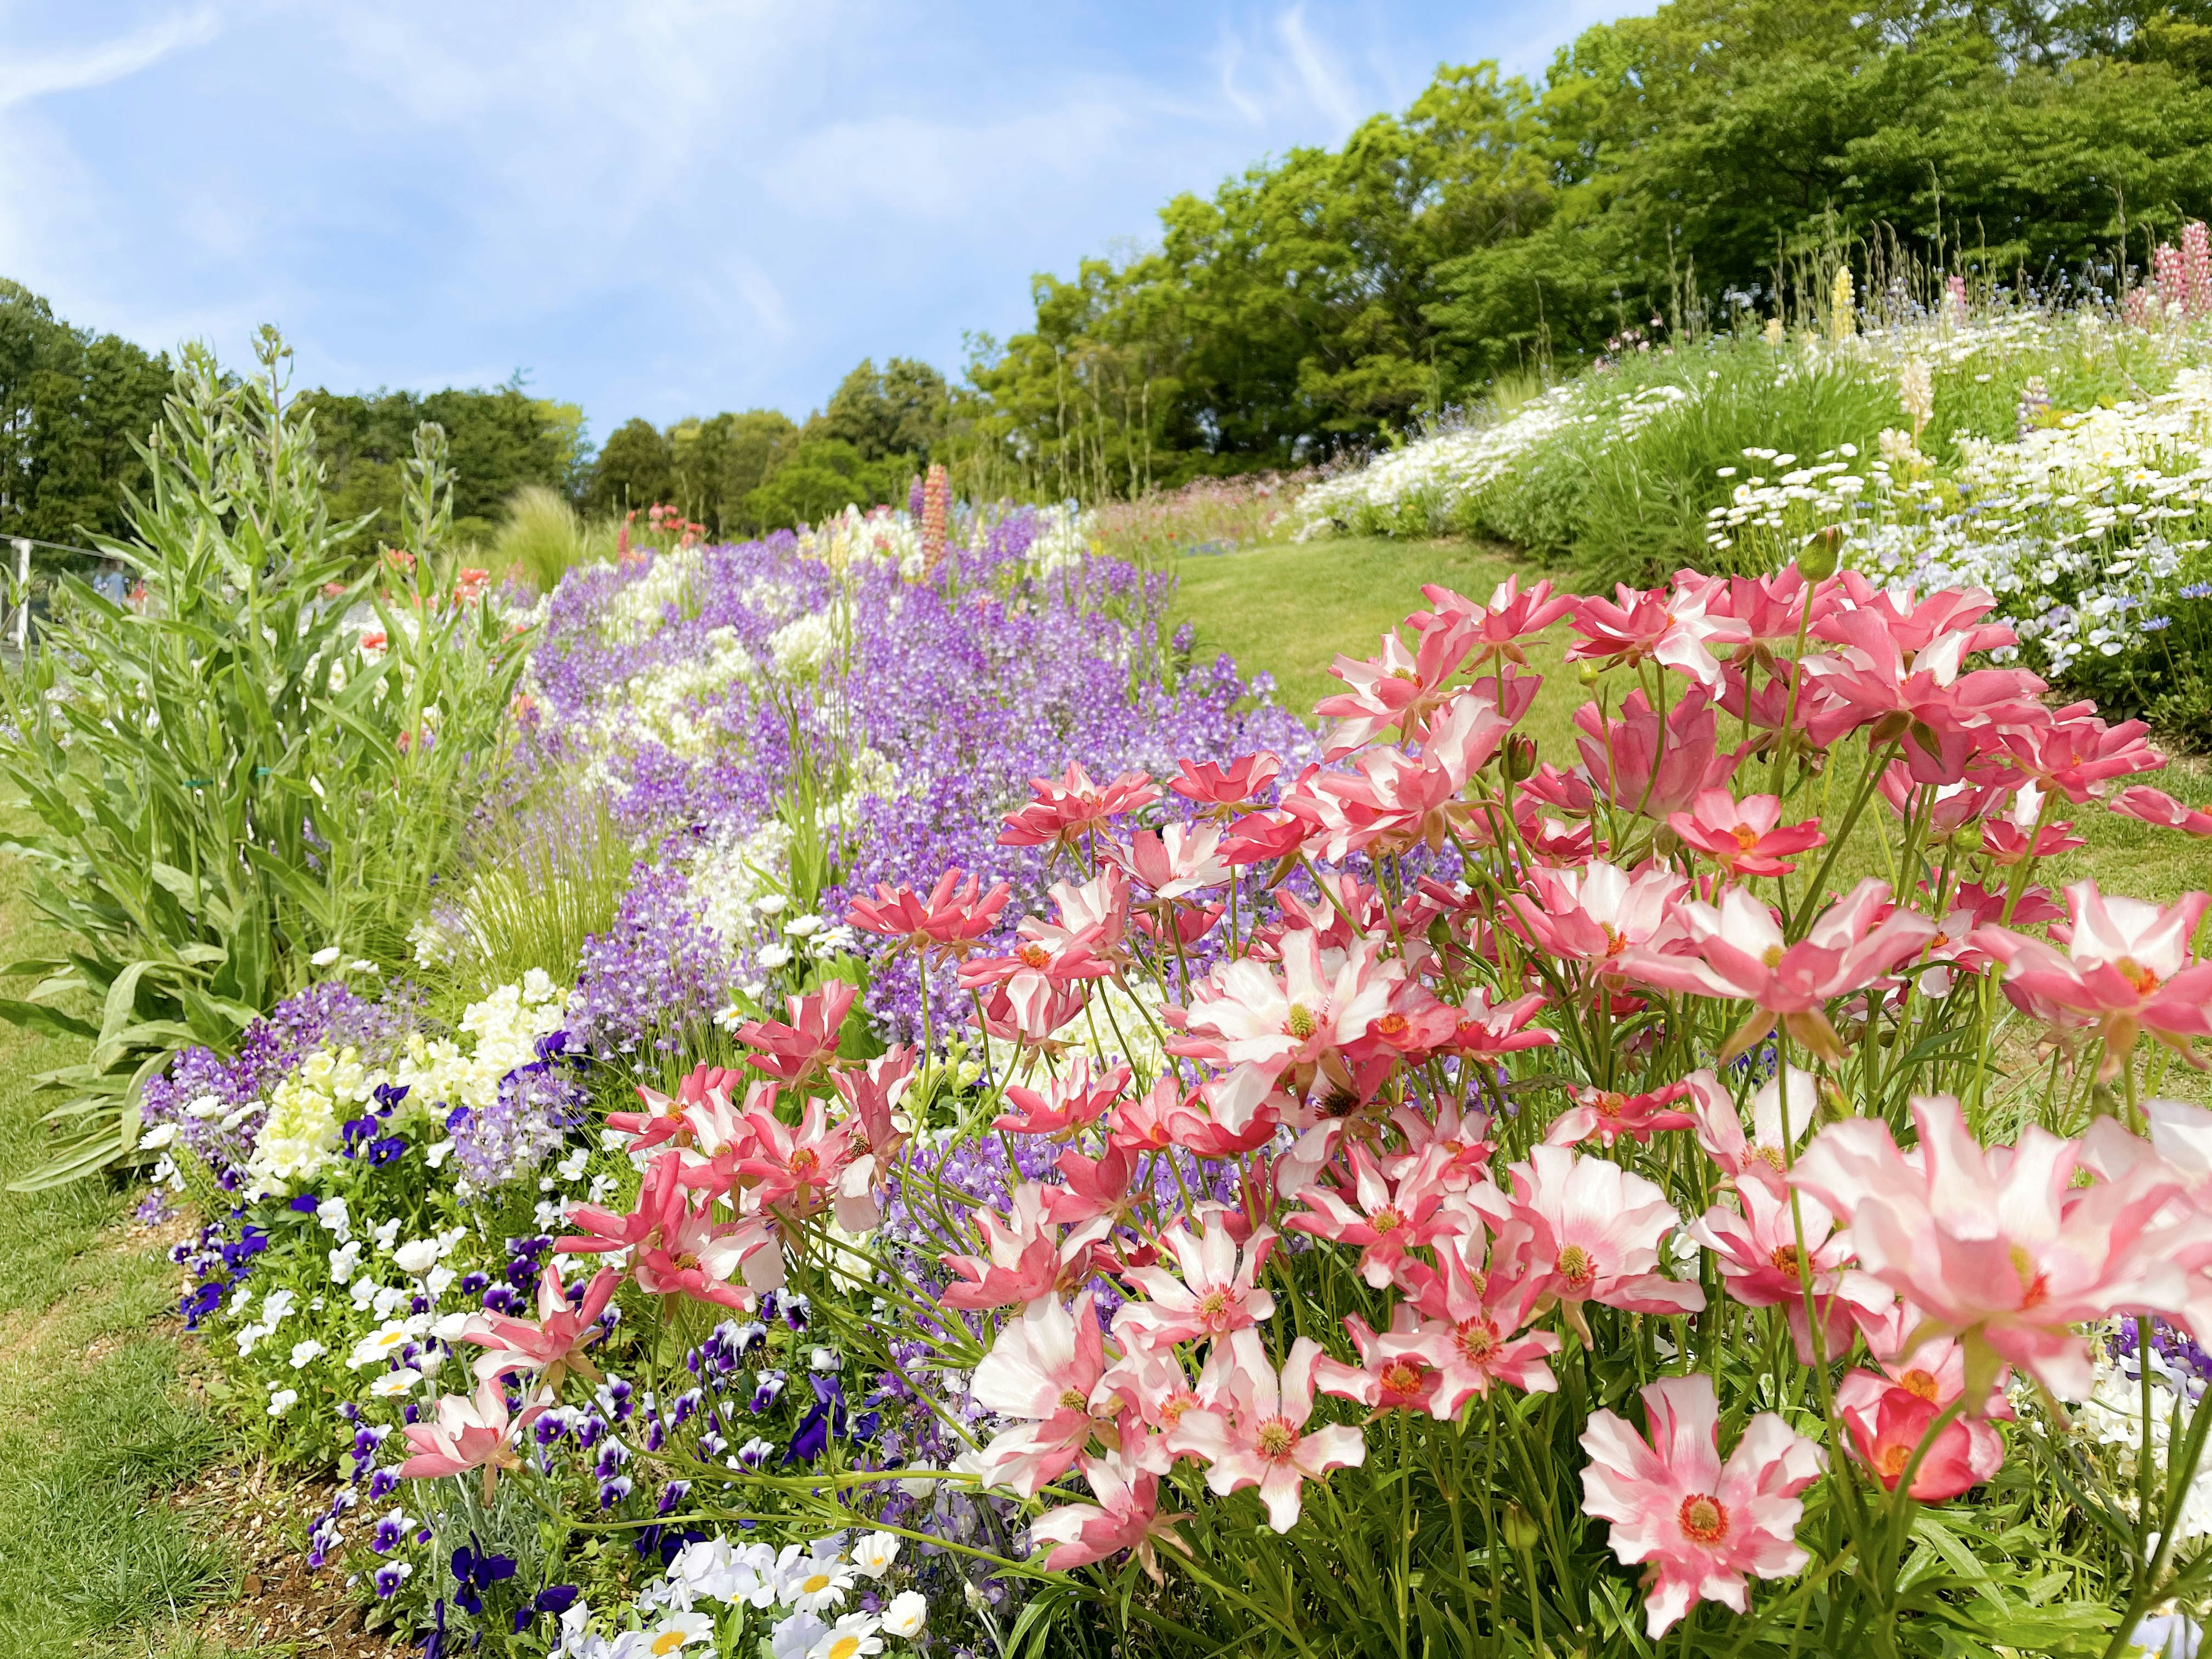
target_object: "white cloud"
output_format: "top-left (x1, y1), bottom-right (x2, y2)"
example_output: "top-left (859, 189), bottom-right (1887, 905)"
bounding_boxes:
top-left (0, 5), bottom-right (221, 111)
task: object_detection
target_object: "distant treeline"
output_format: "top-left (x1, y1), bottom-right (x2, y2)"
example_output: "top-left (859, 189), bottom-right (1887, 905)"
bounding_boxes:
top-left (9, 0), bottom-right (2212, 551)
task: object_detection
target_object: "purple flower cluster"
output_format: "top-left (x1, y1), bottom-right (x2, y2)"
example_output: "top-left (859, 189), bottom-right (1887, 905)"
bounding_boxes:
top-left (527, 509), bottom-right (1313, 1051)
top-left (140, 982), bottom-right (420, 1185)
top-left (446, 1035), bottom-right (590, 1188)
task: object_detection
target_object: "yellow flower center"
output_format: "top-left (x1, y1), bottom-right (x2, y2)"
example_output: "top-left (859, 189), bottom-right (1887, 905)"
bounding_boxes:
top-left (1899, 1368), bottom-right (1939, 1403)
top-left (1770, 1244), bottom-right (1803, 1274)
top-left (828, 1640), bottom-right (862, 1659)
top-left (1285, 1003), bottom-right (1319, 1040)
top-left (1255, 1420), bottom-right (1298, 1460)
top-left (652, 1633), bottom-right (688, 1657)
top-left (1058, 1388), bottom-right (1088, 1412)
top-left (802, 1573), bottom-right (832, 1594)
top-left (1556, 1245), bottom-right (1596, 1287)
top-left (1677, 1493), bottom-right (1729, 1544)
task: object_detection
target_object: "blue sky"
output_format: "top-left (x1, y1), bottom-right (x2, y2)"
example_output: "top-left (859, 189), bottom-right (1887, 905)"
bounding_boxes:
top-left (1, 1), bottom-right (1640, 442)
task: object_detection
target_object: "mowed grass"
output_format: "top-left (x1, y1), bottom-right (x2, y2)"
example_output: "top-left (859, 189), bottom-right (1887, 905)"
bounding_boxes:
top-left (1166, 536), bottom-right (2212, 907)
top-left (0, 851), bottom-right (243, 1657)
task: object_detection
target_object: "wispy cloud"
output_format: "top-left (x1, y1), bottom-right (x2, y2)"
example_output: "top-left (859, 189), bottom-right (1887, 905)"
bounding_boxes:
top-left (0, 5), bottom-right (221, 111)
top-left (0, 1), bottom-right (1639, 426)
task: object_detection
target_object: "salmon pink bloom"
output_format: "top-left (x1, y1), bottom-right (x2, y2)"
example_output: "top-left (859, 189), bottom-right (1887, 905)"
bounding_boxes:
top-left (999, 762), bottom-right (1161, 854)
top-left (1164, 1331), bottom-right (1366, 1532)
top-left (1106, 821), bottom-right (1232, 900)
top-left (1575, 687), bottom-right (1749, 820)
top-left (844, 869), bottom-right (1012, 962)
top-left (1169, 929), bottom-right (1397, 1087)
top-left (1417, 573), bottom-right (1575, 665)
top-left (735, 982), bottom-right (857, 1086)
top-left (635, 1192), bottom-right (780, 1310)
top-left (736, 1095), bottom-right (865, 1228)
top-left (1286, 1143), bottom-right (1456, 1289)
top-left (1692, 564), bottom-right (1841, 644)
top-left (1979, 703), bottom-right (2162, 803)
top-left (941, 1187), bottom-right (1111, 1312)
top-left (1971, 881), bottom-right (2212, 1080)
top-left (1798, 608), bottom-right (2045, 783)
top-left (1444, 988), bottom-right (1555, 1058)
top-left (607, 1064), bottom-right (747, 1151)
top-left (1834, 1360), bottom-right (2006, 1500)
top-left (1687, 1068), bottom-right (1818, 1193)
top-left (1313, 1306), bottom-right (1444, 1414)
top-left (396, 1376), bottom-right (548, 1502)
top-left (1169, 751), bottom-right (1282, 812)
top-left (1039, 1143), bottom-right (1143, 1229)
top-left (1815, 575), bottom-right (2013, 659)
top-left (1506, 1143), bottom-right (1705, 1336)
top-left (830, 1046), bottom-right (917, 1171)
top-left (1029, 1427), bottom-right (1190, 1581)
top-left (1689, 1181), bottom-right (1890, 1363)
top-left (2111, 785), bottom-right (2212, 837)
top-left (993, 1060), bottom-right (1131, 1137)
top-left (1790, 1093), bottom-right (2191, 1400)
top-left (1544, 1080), bottom-right (1697, 1148)
top-left (561, 1149), bottom-right (686, 1262)
top-left (1622, 878), bottom-right (1937, 1062)
top-left (1107, 1073), bottom-right (1280, 1160)
top-left (461, 1262), bottom-right (620, 1392)
top-left (1402, 1248), bottom-right (1560, 1412)
top-left (1217, 807), bottom-right (1311, 866)
top-left (1568, 581), bottom-right (1750, 689)
top-left (1117, 1219), bottom-right (1278, 1346)
top-left (973, 1292), bottom-right (1114, 1497)
top-left (1579, 1372), bottom-right (1823, 1637)
top-left (1667, 790), bottom-right (1825, 878)
top-left (1315, 619), bottom-right (1476, 755)
top-left (958, 926), bottom-right (1115, 1037)
top-left (1507, 860), bottom-right (1690, 973)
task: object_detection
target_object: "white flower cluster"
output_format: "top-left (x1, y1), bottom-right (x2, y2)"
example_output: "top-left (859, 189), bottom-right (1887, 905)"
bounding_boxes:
top-left (769, 608), bottom-right (846, 679)
top-left (794, 504), bottom-right (923, 578)
top-left (551, 1531), bottom-right (927, 1659)
top-left (600, 547), bottom-right (705, 645)
top-left (2078, 1344), bottom-right (2212, 1540)
top-left (394, 969), bottom-right (570, 1125)
top-left (246, 1046), bottom-right (376, 1195)
top-left (1294, 384), bottom-right (1580, 539)
top-left (1025, 502), bottom-right (1093, 577)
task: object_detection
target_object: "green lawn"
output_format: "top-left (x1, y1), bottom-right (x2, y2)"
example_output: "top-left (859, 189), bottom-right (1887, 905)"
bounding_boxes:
top-left (0, 860), bottom-right (243, 1657)
top-left (1168, 536), bottom-right (2212, 907)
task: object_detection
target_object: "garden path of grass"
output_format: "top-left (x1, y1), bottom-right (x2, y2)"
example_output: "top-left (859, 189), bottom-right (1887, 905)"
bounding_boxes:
top-left (0, 864), bottom-right (255, 1659)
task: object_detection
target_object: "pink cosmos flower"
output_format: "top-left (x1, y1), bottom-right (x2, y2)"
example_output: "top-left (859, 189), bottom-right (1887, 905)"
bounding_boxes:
top-left (957, 917), bottom-right (1115, 1037)
top-left (1687, 1067), bottom-right (1819, 1193)
top-left (941, 1186), bottom-right (1111, 1312)
top-left (1444, 988), bottom-right (1557, 1059)
top-left (1169, 929), bottom-right (1397, 1090)
top-left (1116, 1219), bottom-right (1278, 1346)
top-left (1834, 1365), bottom-right (2005, 1501)
top-left (1312, 1306), bottom-right (1444, 1414)
top-left (1979, 703), bottom-right (2163, 803)
top-left (844, 869), bottom-right (1012, 963)
top-left (735, 982), bottom-right (857, 1087)
top-left (1169, 752), bottom-right (1282, 813)
top-left (1567, 581), bottom-right (1751, 689)
top-left (1417, 574), bottom-right (1575, 666)
top-left (1667, 790), bottom-right (1825, 878)
top-left (1039, 1143), bottom-right (1143, 1229)
top-left (1506, 1143), bottom-right (1705, 1338)
top-left (1622, 878), bottom-right (1937, 1062)
top-left (1107, 1073), bottom-right (1281, 1160)
top-left (1798, 608), bottom-right (2045, 784)
top-left (973, 1292), bottom-right (1113, 1497)
top-left (560, 1149), bottom-right (686, 1262)
top-left (1315, 618), bottom-right (1477, 755)
top-left (396, 1375), bottom-right (548, 1502)
top-left (1690, 1181), bottom-right (1890, 1363)
top-left (1790, 1093), bottom-right (2190, 1400)
top-left (998, 762), bottom-right (1162, 854)
top-left (461, 1262), bottom-right (620, 1392)
top-left (1506, 860), bottom-right (1690, 974)
top-left (1544, 1080), bottom-right (1697, 1149)
top-left (734, 1095), bottom-right (868, 1230)
top-left (1028, 1426), bottom-right (1190, 1581)
top-left (992, 1060), bottom-right (1131, 1137)
top-left (1402, 1246), bottom-right (1561, 1412)
top-left (1693, 564), bottom-right (1841, 644)
top-left (1105, 821), bottom-right (1233, 900)
top-left (1285, 692), bottom-right (1513, 857)
top-left (2110, 785), bottom-right (2212, 837)
top-left (1579, 1372), bottom-right (1823, 1637)
top-left (1575, 687), bottom-right (1750, 820)
top-left (1164, 1331), bottom-right (1366, 1532)
top-left (607, 1064), bottom-right (748, 1152)
top-left (1971, 881), bottom-right (2212, 1080)
top-left (1286, 1143), bottom-right (1456, 1289)
top-left (1815, 575), bottom-right (2013, 660)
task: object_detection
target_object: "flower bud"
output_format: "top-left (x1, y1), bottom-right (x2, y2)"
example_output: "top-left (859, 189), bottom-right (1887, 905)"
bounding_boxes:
top-left (1502, 1502), bottom-right (1542, 1551)
top-left (1798, 525), bottom-right (1843, 582)
top-left (1503, 734), bottom-right (1539, 781)
top-left (1577, 661), bottom-right (1605, 687)
top-left (1949, 823), bottom-right (1986, 857)
top-left (1651, 824), bottom-right (1683, 859)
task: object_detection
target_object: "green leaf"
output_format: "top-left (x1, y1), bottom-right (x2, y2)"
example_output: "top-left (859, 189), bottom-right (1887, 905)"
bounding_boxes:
top-left (0, 998), bottom-right (100, 1040)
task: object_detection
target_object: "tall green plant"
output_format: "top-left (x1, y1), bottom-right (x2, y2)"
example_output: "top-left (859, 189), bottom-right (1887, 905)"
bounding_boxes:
top-left (0, 328), bottom-right (527, 1188)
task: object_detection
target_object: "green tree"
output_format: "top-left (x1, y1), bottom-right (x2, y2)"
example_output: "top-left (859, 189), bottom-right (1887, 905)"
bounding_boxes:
top-left (717, 410), bottom-right (798, 533)
top-left (585, 416), bottom-right (675, 518)
top-left (740, 437), bottom-right (908, 530)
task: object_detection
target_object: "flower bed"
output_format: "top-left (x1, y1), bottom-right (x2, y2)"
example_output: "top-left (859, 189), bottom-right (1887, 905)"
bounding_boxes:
top-left (143, 516), bottom-right (2212, 1654)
